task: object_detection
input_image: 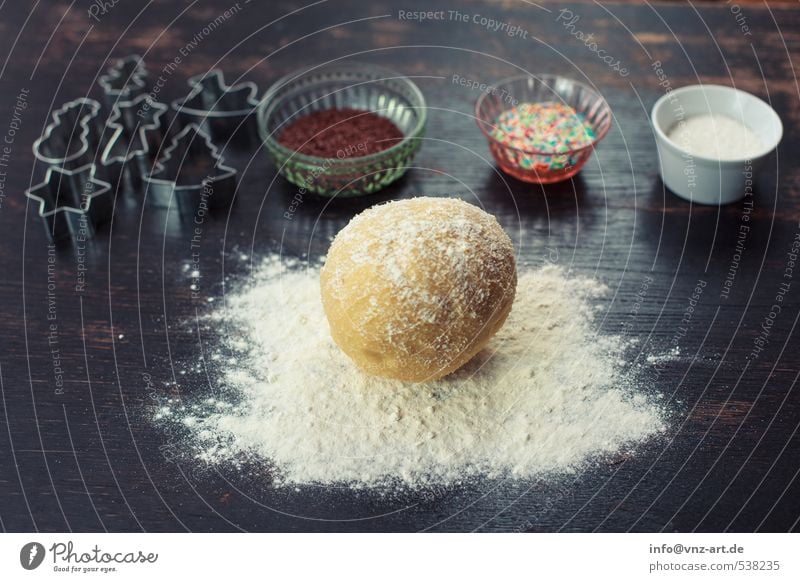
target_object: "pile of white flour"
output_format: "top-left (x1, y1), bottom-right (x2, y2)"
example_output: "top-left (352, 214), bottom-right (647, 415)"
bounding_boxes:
top-left (159, 256), bottom-right (665, 488)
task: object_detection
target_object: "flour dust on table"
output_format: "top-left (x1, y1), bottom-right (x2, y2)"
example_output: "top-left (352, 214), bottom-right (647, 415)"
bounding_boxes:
top-left (155, 255), bottom-right (667, 489)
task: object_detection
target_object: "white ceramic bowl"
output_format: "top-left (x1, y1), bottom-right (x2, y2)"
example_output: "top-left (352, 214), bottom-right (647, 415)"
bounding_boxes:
top-left (651, 84), bottom-right (782, 205)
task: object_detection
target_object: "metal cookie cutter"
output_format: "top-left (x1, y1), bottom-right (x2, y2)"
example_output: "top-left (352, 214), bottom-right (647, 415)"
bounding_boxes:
top-left (99, 54), bottom-right (148, 108)
top-left (25, 163), bottom-right (112, 243)
top-left (33, 98), bottom-right (103, 172)
top-left (144, 123), bottom-right (237, 212)
top-left (171, 69), bottom-right (260, 146)
top-left (100, 93), bottom-right (168, 191)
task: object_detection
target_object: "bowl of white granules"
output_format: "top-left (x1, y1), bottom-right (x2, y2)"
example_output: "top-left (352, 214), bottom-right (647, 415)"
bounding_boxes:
top-left (651, 84), bottom-right (782, 204)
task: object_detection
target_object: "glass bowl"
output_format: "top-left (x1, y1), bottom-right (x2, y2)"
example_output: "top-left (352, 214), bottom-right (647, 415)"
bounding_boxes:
top-left (258, 63), bottom-right (426, 197)
top-left (475, 75), bottom-right (612, 184)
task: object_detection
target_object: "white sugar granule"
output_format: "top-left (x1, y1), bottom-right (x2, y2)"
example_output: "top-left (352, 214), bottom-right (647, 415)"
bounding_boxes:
top-left (164, 256), bottom-right (665, 488)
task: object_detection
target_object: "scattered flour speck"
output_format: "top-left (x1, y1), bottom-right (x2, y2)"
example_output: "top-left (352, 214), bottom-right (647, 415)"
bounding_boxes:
top-left (647, 345), bottom-right (681, 364)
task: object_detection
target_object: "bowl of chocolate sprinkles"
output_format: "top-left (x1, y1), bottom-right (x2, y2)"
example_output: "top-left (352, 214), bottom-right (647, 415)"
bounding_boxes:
top-left (258, 62), bottom-right (426, 197)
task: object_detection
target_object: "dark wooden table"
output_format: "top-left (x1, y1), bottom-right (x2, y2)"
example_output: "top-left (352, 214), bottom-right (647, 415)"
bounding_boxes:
top-left (0, 0), bottom-right (798, 533)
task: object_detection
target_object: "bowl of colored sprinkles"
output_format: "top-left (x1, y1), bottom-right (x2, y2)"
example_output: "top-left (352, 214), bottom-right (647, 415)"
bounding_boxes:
top-left (258, 63), bottom-right (426, 197)
top-left (475, 75), bottom-right (612, 184)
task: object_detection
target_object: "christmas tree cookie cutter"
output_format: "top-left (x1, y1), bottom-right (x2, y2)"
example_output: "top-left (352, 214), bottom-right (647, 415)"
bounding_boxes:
top-left (100, 93), bottom-right (168, 191)
top-left (99, 54), bottom-right (148, 108)
top-left (171, 69), bottom-right (260, 145)
top-left (144, 123), bottom-right (237, 212)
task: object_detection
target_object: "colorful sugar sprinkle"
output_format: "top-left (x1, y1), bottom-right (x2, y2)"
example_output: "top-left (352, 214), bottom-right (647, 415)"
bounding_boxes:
top-left (490, 102), bottom-right (596, 171)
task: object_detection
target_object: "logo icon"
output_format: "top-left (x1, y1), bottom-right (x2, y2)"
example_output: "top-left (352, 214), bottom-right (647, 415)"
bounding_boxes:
top-left (20, 542), bottom-right (45, 570)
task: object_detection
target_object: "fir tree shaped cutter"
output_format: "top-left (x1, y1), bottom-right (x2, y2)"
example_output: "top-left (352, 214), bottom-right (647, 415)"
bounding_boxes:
top-left (144, 123), bottom-right (237, 213)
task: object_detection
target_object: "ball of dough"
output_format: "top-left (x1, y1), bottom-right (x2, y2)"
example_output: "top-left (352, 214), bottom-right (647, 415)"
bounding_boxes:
top-left (320, 197), bottom-right (517, 382)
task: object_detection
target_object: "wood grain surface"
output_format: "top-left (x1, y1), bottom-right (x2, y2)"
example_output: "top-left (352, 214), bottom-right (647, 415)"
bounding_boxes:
top-left (0, 0), bottom-right (798, 532)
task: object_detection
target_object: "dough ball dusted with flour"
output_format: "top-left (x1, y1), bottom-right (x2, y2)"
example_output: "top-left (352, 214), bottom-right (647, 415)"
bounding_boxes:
top-left (320, 197), bottom-right (517, 382)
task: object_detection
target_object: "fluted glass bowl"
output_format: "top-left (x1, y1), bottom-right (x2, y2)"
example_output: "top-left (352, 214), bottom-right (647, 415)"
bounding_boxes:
top-left (258, 63), bottom-right (426, 197)
top-left (475, 75), bottom-right (612, 183)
